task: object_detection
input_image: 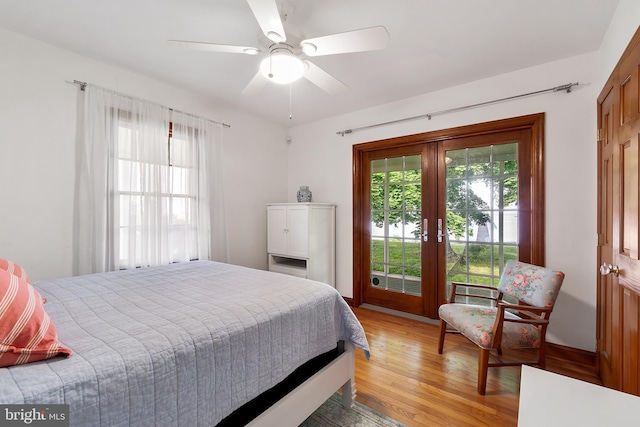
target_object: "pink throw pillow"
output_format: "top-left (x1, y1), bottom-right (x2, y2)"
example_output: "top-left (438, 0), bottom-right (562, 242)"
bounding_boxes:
top-left (0, 258), bottom-right (30, 283)
top-left (0, 270), bottom-right (72, 367)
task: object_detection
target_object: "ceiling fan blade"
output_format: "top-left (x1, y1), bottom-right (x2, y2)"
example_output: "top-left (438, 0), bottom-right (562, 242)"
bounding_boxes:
top-left (167, 40), bottom-right (261, 55)
top-left (302, 60), bottom-right (347, 94)
top-left (300, 26), bottom-right (390, 57)
top-left (242, 70), bottom-right (268, 95)
top-left (246, 0), bottom-right (286, 43)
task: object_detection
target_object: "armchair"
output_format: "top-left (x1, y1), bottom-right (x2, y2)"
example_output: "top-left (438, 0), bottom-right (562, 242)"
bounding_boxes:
top-left (437, 260), bottom-right (565, 394)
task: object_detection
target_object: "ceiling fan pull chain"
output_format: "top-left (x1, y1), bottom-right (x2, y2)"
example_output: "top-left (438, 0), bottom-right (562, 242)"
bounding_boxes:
top-left (289, 82), bottom-right (293, 120)
top-left (268, 54), bottom-right (274, 79)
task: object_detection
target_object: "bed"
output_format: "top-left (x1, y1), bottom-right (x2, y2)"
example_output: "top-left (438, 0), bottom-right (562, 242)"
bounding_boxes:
top-left (0, 260), bottom-right (370, 426)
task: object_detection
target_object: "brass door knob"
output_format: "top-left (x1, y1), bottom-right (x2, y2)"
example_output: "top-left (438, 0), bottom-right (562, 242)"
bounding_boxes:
top-left (600, 263), bottom-right (620, 277)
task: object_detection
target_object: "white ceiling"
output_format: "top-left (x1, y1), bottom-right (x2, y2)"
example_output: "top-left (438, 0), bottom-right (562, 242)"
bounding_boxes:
top-left (0, 0), bottom-right (620, 127)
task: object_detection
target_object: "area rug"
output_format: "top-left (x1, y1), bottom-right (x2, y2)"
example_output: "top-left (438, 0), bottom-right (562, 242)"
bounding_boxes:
top-left (300, 393), bottom-right (407, 427)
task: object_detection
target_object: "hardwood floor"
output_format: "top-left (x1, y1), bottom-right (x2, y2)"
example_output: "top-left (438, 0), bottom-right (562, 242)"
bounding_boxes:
top-left (351, 307), bottom-right (602, 427)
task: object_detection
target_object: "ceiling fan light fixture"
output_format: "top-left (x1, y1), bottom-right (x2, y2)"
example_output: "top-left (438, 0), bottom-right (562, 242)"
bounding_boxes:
top-left (300, 42), bottom-right (317, 55)
top-left (260, 49), bottom-right (305, 84)
top-left (266, 31), bottom-right (285, 43)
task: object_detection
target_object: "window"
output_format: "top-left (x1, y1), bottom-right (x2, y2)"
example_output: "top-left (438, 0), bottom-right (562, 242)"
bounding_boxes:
top-left (116, 118), bottom-right (204, 269)
top-left (77, 85), bottom-right (224, 275)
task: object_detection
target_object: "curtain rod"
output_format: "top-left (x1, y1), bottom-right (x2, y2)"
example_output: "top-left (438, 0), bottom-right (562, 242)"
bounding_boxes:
top-left (73, 80), bottom-right (231, 128)
top-left (336, 82), bottom-right (579, 136)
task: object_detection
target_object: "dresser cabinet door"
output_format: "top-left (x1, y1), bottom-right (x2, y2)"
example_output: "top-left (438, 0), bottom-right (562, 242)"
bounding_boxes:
top-left (267, 205), bottom-right (288, 255)
top-left (285, 205), bottom-right (309, 258)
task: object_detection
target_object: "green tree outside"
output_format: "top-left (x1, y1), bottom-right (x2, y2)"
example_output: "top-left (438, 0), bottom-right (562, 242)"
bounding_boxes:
top-left (370, 145), bottom-right (518, 288)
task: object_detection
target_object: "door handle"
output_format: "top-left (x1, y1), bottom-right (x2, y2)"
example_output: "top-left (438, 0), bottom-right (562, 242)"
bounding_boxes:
top-left (437, 218), bottom-right (444, 243)
top-left (600, 263), bottom-right (620, 277)
top-left (422, 219), bottom-right (428, 242)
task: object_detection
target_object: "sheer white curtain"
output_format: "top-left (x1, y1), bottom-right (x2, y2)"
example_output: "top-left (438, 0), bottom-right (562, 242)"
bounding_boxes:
top-left (75, 85), bottom-right (227, 275)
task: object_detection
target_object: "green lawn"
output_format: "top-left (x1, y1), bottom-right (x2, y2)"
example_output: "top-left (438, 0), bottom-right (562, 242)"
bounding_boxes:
top-left (371, 238), bottom-right (517, 286)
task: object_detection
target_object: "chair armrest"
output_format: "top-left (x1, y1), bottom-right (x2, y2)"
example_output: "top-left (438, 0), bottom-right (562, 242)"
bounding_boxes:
top-left (493, 302), bottom-right (551, 339)
top-left (448, 281), bottom-right (501, 304)
top-left (497, 302), bottom-right (553, 313)
top-left (451, 281), bottom-right (496, 291)
top-left (498, 302), bottom-right (553, 321)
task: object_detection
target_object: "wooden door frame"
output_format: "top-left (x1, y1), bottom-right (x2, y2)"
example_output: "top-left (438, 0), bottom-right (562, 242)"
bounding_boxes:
top-left (352, 113), bottom-right (546, 310)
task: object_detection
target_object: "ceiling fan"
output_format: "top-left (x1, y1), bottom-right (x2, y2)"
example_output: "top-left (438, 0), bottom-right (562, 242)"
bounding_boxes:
top-left (167, 0), bottom-right (390, 95)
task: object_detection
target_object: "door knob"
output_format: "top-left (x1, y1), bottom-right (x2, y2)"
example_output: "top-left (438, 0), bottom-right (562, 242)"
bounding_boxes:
top-left (600, 263), bottom-right (620, 277)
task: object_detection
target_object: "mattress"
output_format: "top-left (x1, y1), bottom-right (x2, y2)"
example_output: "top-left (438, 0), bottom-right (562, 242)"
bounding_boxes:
top-left (0, 261), bottom-right (369, 426)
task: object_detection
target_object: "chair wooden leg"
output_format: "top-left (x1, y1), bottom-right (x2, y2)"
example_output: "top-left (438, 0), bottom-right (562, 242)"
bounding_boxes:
top-left (438, 319), bottom-right (447, 354)
top-left (478, 348), bottom-right (490, 395)
top-left (538, 341), bottom-right (547, 369)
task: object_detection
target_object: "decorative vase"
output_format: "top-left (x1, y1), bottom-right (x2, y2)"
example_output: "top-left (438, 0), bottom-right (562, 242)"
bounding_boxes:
top-left (297, 186), bottom-right (312, 202)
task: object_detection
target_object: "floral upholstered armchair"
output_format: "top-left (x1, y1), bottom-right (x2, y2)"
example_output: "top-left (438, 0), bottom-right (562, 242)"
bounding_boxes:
top-left (437, 260), bottom-right (565, 394)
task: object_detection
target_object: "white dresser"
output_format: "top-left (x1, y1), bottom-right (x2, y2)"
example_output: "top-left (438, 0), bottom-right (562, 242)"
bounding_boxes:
top-left (267, 203), bottom-right (336, 286)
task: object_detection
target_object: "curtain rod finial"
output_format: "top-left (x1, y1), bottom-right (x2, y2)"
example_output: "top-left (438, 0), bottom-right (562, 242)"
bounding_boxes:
top-left (73, 80), bottom-right (87, 91)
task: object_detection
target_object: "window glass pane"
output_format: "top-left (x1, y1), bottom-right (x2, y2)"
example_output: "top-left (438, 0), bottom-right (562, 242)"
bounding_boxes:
top-left (467, 243), bottom-right (492, 275)
top-left (118, 159), bottom-right (142, 192)
top-left (120, 195), bottom-right (130, 227)
top-left (171, 166), bottom-right (189, 195)
top-left (403, 240), bottom-right (421, 274)
top-left (493, 177), bottom-right (518, 208)
top-left (447, 210), bottom-right (471, 241)
top-left (170, 137), bottom-right (190, 167)
top-left (371, 187), bottom-right (385, 211)
top-left (118, 127), bottom-right (133, 159)
top-left (404, 184), bottom-right (421, 210)
top-left (388, 171), bottom-right (403, 183)
top-left (388, 184), bottom-right (403, 215)
top-left (447, 180), bottom-right (468, 211)
top-left (446, 151), bottom-right (467, 178)
top-left (404, 167), bottom-right (421, 183)
top-left (403, 268), bottom-right (420, 295)
top-left (467, 146), bottom-right (492, 177)
top-left (119, 228), bottom-right (129, 261)
top-left (371, 239), bottom-right (385, 264)
top-left (171, 197), bottom-right (189, 225)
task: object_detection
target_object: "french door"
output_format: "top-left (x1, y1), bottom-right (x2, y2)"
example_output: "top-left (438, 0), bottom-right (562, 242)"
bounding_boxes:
top-left (352, 115), bottom-right (545, 318)
top-left (364, 144), bottom-right (436, 316)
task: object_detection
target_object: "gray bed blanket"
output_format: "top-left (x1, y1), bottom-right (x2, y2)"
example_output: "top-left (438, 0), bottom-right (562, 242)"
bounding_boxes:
top-left (0, 261), bottom-right (369, 426)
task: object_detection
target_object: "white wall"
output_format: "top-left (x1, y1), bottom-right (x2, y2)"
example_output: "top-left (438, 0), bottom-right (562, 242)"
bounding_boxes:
top-left (598, 0), bottom-right (640, 86)
top-left (287, 51), bottom-right (600, 351)
top-left (0, 27), bottom-right (288, 281)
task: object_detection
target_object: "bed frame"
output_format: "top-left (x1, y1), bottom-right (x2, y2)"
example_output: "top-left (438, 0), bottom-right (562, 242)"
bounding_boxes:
top-left (248, 342), bottom-right (356, 426)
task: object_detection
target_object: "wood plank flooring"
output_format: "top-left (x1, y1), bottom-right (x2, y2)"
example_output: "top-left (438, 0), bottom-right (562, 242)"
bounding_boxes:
top-left (351, 307), bottom-right (602, 427)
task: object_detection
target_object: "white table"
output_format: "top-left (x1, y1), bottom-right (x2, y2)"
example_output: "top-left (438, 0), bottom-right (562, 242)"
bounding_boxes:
top-left (518, 365), bottom-right (640, 426)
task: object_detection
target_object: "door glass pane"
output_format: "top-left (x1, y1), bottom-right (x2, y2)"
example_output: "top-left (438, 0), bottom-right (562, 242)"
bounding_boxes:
top-left (445, 143), bottom-right (518, 303)
top-left (370, 155), bottom-right (422, 295)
